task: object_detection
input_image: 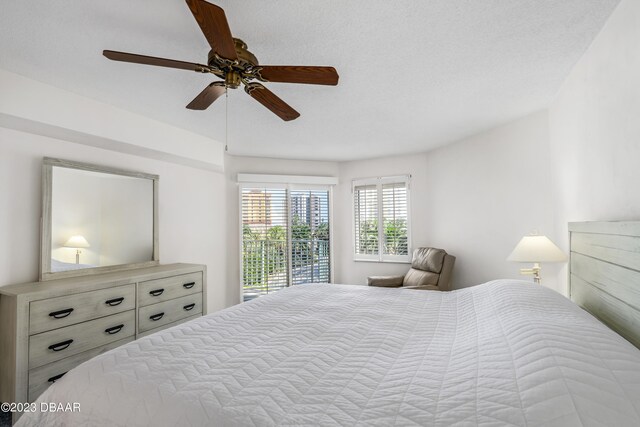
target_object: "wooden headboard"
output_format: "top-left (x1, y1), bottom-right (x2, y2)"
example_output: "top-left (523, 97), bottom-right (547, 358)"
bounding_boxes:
top-left (569, 221), bottom-right (640, 348)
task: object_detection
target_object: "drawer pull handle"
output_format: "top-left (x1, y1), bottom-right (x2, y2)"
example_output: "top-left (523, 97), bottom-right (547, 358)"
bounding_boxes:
top-left (149, 312), bottom-right (164, 321)
top-left (183, 282), bottom-right (196, 289)
top-left (183, 303), bottom-right (196, 311)
top-left (48, 372), bottom-right (67, 383)
top-left (105, 297), bottom-right (125, 306)
top-left (49, 308), bottom-right (74, 319)
top-left (48, 339), bottom-right (73, 352)
top-left (105, 324), bottom-right (125, 335)
top-left (149, 289), bottom-right (164, 297)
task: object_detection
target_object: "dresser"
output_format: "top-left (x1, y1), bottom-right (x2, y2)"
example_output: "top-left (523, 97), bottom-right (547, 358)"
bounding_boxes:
top-left (0, 263), bottom-right (206, 418)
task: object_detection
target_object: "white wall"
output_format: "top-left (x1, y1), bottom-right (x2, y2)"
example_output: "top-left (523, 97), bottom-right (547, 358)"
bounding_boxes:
top-left (51, 169), bottom-right (103, 265)
top-left (333, 111), bottom-right (560, 290)
top-left (224, 154), bottom-right (338, 305)
top-left (424, 111), bottom-right (560, 290)
top-left (99, 175), bottom-right (154, 266)
top-left (0, 69), bottom-right (224, 171)
top-left (0, 127), bottom-right (230, 313)
top-left (548, 0), bottom-right (640, 293)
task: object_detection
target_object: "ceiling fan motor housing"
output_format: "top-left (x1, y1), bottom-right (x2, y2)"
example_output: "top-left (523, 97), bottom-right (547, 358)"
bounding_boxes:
top-left (208, 39), bottom-right (258, 69)
top-left (207, 39), bottom-right (259, 89)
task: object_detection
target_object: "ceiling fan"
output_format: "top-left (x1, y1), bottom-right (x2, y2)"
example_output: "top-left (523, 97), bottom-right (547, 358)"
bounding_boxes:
top-left (103, 0), bottom-right (339, 121)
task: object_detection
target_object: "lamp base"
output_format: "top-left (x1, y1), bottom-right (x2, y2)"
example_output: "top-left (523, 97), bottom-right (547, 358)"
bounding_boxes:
top-left (75, 249), bottom-right (81, 265)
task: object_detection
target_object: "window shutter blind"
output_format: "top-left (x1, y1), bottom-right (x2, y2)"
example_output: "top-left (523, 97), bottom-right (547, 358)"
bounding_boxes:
top-left (241, 184), bottom-right (332, 301)
top-left (382, 183), bottom-right (408, 257)
top-left (241, 187), bottom-right (288, 300)
top-left (354, 184), bottom-right (379, 257)
top-left (290, 189), bottom-right (330, 284)
top-left (353, 176), bottom-right (410, 262)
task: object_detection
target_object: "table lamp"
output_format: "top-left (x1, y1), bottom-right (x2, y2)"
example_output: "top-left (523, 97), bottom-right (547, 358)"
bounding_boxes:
top-left (507, 234), bottom-right (567, 284)
top-left (64, 235), bottom-right (90, 264)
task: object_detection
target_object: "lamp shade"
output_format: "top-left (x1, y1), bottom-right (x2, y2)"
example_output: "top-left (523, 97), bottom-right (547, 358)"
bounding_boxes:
top-left (507, 235), bottom-right (566, 263)
top-left (64, 235), bottom-right (90, 249)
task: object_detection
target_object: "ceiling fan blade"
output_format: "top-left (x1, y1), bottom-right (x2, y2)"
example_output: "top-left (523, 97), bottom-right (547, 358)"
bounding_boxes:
top-left (244, 83), bottom-right (300, 121)
top-left (103, 50), bottom-right (210, 72)
top-left (185, 0), bottom-right (238, 61)
top-left (187, 82), bottom-right (226, 110)
top-left (255, 66), bottom-right (339, 86)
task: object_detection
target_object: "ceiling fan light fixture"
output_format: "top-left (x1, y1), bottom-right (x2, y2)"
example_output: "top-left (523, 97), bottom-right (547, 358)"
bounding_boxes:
top-left (225, 71), bottom-right (242, 89)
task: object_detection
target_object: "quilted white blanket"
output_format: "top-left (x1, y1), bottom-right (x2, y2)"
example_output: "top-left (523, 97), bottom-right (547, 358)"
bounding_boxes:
top-left (18, 281), bottom-right (640, 426)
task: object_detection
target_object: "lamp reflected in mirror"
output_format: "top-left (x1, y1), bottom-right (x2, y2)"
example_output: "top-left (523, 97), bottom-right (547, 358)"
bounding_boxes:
top-left (64, 235), bottom-right (90, 264)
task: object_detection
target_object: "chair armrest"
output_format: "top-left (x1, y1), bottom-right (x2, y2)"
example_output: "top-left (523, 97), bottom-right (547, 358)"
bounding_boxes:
top-left (402, 285), bottom-right (440, 291)
top-left (368, 275), bottom-right (404, 287)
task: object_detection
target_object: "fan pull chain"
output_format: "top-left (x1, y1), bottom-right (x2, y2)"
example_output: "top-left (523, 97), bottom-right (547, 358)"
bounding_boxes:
top-left (224, 87), bottom-right (229, 152)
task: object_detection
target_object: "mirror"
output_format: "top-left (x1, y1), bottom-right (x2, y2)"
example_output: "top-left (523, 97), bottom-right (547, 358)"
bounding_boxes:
top-left (40, 158), bottom-right (159, 281)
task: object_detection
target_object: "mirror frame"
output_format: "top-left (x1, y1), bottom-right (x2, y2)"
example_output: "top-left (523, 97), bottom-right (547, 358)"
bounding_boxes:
top-left (40, 157), bottom-right (159, 281)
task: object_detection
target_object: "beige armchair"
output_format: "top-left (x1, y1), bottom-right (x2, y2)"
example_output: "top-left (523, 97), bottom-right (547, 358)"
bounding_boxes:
top-left (367, 247), bottom-right (456, 291)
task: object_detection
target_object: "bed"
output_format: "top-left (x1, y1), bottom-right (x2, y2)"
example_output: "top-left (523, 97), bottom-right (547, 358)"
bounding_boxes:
top-left (16, 222), bottom-right (640, 427)
top-left (50, 259), bottom-right (95, 273)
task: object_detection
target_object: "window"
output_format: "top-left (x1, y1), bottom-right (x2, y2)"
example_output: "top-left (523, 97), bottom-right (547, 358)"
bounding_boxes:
top-left (241, 183), bottom-right (332, 301)
top-left (290, 189), bottom-right (331, 285)
top-left (241, 187), bottom-right (289, 299)
top-left (353, 176), bottom-right (410, 262)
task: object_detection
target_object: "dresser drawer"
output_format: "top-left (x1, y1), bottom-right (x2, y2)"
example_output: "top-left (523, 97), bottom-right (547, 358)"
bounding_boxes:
top-left (27, 336), bottom-right (133, 402)
top-left (137, 314), bottom-right (201, 339)
top-left (138, 293), bottom-right (202, 333)
top-left (29, 310), bottom-right (135, 369)
top-left (29, 284), bottom-right (135, 334)
top-left (138, 272), bottom-right (202, 307)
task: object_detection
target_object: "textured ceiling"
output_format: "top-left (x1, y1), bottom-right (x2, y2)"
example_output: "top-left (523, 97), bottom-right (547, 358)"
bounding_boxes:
top-left (0, 0), bottom-right (620, 161)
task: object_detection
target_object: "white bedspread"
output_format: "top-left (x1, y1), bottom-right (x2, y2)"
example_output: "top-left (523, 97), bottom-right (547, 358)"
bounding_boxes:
top-left (18, 281), bottom-right (640, 426)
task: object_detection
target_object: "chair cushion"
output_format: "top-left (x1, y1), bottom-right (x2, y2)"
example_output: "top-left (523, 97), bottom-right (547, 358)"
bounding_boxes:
top-left (411, 247), bottom-right (446, 273)
top-left (403, 268), bottom-right (439, 288)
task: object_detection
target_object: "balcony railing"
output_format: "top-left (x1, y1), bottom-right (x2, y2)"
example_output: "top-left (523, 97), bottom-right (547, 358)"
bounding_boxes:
top-left (242, 239), bottom-right (330, 301)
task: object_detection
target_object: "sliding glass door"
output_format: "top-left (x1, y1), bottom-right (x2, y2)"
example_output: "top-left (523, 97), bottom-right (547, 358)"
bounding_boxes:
top-left (241, 185), bottom-right (331, 301)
